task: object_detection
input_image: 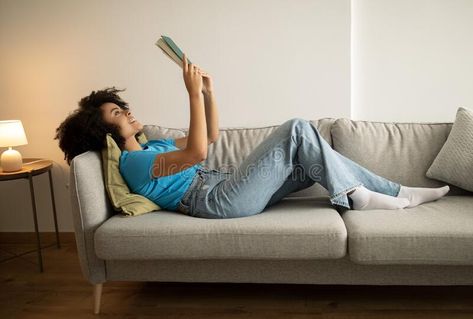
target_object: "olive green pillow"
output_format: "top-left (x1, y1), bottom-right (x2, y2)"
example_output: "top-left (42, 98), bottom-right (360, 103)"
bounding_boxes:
top-left (426, 106), bottom-right (473, 192)
top-left (101, 132), bottom-right (161, 217)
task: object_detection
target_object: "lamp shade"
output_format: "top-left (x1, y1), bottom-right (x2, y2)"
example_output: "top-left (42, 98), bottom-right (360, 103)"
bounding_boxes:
top-left (0, 120), bottom-right (28, 147)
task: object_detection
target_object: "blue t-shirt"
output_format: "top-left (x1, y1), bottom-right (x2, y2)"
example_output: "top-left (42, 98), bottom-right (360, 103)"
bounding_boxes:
top-left (119, 138), bottom-right (203, 211)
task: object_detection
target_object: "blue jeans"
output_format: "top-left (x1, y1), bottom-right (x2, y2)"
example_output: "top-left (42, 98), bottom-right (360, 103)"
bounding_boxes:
top-left (176, 118), bottom-right (401, 219)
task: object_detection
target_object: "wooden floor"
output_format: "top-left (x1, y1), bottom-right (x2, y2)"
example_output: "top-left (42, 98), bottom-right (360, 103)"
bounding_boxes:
top-left (1, 232), bottom-right (473, 318)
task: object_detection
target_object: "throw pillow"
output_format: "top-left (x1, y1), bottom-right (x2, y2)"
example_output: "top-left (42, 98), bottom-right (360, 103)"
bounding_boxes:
top-left (136, 131), bottom-right (148, 144)
top-left (101, 132), bottom-right (161, 217)
top-left (426, 106), bottom-right (473, 192)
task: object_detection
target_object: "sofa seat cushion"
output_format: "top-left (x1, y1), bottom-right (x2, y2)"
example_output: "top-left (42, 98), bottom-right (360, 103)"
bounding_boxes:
top-left (342, 196), bottom-right (473, 265)
top-left (94, 197), bottom-right (347, 260)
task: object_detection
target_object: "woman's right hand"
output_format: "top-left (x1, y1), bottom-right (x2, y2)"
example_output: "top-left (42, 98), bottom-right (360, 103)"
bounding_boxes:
top-left (183, 53), bottom-right (203, 96)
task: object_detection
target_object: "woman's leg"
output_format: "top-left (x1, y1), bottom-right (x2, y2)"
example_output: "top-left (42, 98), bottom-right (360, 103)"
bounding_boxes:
top-left (262, 118), bottom-right (448, 211)
top-left (207, 118), bottom-right (404, 218)
top-left (264, 163), bottom-right (316, 209)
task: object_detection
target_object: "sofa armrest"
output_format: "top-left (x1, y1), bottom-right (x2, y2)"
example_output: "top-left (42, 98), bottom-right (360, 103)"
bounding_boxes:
top-left (70, 151), bottom-right (113, 285)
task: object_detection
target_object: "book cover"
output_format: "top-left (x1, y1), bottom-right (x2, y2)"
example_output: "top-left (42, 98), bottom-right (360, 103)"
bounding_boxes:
top-left (161, 35), bottom-right (189, 63)
top-left (155, 35), bottom-right (191, 68)
top-left (156, 38), bottom-right (182, 68)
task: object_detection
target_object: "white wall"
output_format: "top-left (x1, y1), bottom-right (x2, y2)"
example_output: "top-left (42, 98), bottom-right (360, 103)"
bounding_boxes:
top-left (352, 0), bottom-right (473, 122)
top-left (0, 0), bottom-right (350, 231)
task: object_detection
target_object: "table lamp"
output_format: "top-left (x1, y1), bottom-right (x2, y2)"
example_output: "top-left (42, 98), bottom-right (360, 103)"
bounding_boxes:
top-left (0, 120), bottom-right (28, 172)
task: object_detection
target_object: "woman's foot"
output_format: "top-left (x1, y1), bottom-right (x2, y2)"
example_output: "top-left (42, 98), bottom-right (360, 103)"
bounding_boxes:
top-left (396, 185), bottom-right (450, 208)
top-left (348, 185), bottom-right (410, 210)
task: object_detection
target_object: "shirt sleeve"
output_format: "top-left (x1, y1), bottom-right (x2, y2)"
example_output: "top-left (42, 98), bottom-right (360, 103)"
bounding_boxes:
top-left (149, 138), bottom-right (175, 146)
top-left (120, 151), bottom-right (158, 190)
top-left (162, 138), bottom-right (175, 146)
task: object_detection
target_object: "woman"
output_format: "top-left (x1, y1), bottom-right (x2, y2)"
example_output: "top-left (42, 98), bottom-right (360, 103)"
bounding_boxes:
top-left (55, 54), bottom-right (450, 219)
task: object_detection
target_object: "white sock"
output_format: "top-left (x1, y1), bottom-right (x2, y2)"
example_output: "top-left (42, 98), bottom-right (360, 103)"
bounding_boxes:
top-left (347, 185), bottom-right (410, 210)
top-left (396, 185), bottom-right (450, 208)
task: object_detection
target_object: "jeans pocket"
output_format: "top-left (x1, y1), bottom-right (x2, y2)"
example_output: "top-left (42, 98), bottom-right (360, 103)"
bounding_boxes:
top-left (191, 182), bottom-right (220, 217)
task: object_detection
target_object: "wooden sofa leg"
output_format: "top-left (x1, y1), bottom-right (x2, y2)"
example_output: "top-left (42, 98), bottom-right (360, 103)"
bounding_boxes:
top-left (93, 283), bottom-right (103, 314)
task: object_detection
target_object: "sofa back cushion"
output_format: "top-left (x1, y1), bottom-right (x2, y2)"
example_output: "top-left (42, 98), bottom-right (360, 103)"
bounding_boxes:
top-left (330, 119), bottom-right (472, 196)
top-left (142, 118), bottom-right (336, 198)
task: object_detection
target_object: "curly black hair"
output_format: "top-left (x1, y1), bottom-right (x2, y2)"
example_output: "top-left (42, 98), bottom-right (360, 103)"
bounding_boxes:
top-left (54, 86), bottom-right (139, 166)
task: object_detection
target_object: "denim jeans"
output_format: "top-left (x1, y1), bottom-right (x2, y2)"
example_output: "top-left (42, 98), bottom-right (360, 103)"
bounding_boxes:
top-left (176, 118), bottom-right (401, 219)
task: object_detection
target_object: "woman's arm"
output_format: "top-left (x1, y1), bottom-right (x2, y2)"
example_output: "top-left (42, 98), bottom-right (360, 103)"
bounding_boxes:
top-left (174, 66), bottom-right (219, 150)
top-left (186, 92), bottom-right (207, 158)
top-left (152, 54), bottom-right (208, 178)
top-left (182, 52), bottom-right (207, 159)
top-left (151, 93), bottom-right (207, 178)
top-left (203, 91), bottom-right (219, 143)
top-left (174, 91), bottom-right (216, 151)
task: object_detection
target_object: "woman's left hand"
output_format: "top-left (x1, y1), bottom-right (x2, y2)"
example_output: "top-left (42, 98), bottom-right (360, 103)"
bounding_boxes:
top-left (195, 67), bottom-right (214, 95)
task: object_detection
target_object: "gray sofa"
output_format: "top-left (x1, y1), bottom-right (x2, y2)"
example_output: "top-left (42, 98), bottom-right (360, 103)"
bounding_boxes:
top-left (69, 117), bottom-right (473, 314)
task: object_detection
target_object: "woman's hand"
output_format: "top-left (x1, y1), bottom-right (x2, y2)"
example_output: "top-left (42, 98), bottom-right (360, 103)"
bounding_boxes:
top-left (183, 53), bottom-right (203, 96)
top-left (199, 69), bottom-right (214, 95)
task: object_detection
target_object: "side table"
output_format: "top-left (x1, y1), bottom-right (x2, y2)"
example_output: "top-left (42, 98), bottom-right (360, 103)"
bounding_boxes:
top-left (0, 158), bottom-right (61, 272)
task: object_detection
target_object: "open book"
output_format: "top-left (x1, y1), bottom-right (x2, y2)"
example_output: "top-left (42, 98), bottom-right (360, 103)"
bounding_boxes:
top-left (155, 35), bottom-right (192, 69)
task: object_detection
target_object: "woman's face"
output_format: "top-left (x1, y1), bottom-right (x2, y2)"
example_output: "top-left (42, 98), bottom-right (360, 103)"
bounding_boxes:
top-left (101, 102), bottom-right (144, 138)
